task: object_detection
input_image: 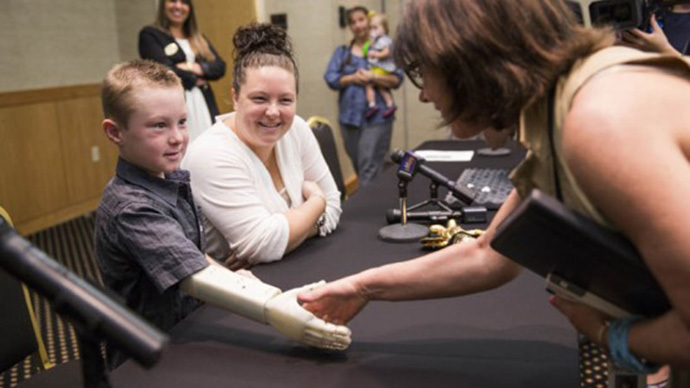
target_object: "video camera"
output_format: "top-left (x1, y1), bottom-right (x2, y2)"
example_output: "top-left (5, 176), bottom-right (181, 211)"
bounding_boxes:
top-left (565, 0), bottom-right (686, 30)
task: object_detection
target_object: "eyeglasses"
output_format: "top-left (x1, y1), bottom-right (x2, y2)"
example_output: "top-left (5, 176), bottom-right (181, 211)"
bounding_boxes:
top-left (405, 62), bottom-right (423, 89)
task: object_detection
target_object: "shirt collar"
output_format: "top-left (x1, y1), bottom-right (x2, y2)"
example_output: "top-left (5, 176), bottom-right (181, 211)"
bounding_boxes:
top-left (115, 157), bottom-right (191, 207)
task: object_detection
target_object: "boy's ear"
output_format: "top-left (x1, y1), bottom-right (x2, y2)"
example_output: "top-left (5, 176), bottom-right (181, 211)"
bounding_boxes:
top-left (102, 119), bottom-right (123, 145)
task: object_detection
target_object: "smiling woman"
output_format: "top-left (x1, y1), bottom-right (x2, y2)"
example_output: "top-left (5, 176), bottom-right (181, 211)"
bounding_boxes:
top-left (182, 23), bottom-right (342, 268)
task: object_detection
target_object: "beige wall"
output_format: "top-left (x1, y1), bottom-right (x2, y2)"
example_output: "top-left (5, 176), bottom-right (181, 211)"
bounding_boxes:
top-left (1, 0), bottom-right (448, 188)
top-left (115, 0), bottom-right (158, 62)
top-left (260, 0), bottom-right (450, 183)
top-left (0, 0), bottom-right (155, 93)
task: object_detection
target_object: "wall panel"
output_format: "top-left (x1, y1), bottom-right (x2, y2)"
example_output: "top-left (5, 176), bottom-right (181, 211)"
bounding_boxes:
top-left (194, 0), bottom-right (258, 116)
top-left (57, 96), bottom-right (118, 204)
top-left (0, 84), bottom-right (117, 235)
top-left (0, 103), bottom-right (70, 224)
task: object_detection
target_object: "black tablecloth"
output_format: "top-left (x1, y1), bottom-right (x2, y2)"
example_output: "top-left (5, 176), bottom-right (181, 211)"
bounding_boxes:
top-left (111, 140), bottom-right (579, 387)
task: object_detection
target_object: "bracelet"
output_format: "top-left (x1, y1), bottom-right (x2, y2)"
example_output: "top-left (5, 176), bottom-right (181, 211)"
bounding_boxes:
top-left (607, 317), bottom-right (660, 374)
top-left (314, 213), bottom-right (326, 231)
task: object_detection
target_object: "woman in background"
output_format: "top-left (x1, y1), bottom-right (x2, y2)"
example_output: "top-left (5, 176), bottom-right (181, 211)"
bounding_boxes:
top-left (324, 6), bottom-right (403, 188)
top-left (139, 0), bottom-right (225, 141)
top-left (183, 23), bottom-right (341, 268)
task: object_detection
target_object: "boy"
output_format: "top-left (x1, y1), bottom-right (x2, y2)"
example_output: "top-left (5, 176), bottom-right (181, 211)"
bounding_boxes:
top-left (96, 60), bottom-right (350, 368)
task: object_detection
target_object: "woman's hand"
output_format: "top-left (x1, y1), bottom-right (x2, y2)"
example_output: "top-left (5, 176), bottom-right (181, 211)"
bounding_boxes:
top-left (266, 282), bottom-right (352, 350)
top-left (340, 69), bottom-right (373, 86)
top-left (618, 15), bottom-right (680, 56)
top-left (356, 68), bottom-right (374, 83)
top-left (176, 62), bottom-right (205, 76)
top-left (549, 295), bottom-right (612, 347)
top-left (225, 252), bottom-right (253, 271)
top-left (298, 277), bottom-right (369, 325)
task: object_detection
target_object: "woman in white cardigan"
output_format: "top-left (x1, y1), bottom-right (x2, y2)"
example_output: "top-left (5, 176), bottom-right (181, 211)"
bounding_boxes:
top-left (183, 23), bottom-right (341, 267)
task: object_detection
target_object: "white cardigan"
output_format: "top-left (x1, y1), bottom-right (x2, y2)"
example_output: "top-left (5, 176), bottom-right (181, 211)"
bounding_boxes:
top-left (182, 113), bottom-right (342, 264)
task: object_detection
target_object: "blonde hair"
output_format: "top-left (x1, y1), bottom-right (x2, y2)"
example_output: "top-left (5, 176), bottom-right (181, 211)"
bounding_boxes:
top-left (101, 60), bottom-right (182, 126)
top-left (370, 13), bottom-right (389, 35)
top-left (153, 0), bottom-right (215, 60)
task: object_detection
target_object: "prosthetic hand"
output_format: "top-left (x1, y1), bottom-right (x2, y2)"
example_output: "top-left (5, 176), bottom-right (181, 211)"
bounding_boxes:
top-left (265, 281), bottom-right (351, 350)
top-left (180, 265), bottom-right (351, 350)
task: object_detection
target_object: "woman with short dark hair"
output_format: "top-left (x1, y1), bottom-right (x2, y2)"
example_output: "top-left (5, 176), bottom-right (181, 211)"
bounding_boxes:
top-left (302, 0), bottom-right (690, 383)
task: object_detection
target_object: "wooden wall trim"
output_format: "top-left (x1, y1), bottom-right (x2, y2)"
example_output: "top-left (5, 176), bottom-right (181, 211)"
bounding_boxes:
top-left (15, 198), bottom-right (101, 237)
top-left (0, 84), bottom-right (101, 108)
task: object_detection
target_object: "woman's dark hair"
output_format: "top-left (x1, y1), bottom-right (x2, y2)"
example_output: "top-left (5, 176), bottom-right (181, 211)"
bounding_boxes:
top-left (393, 0), bottom-right (615, 129)
top-left (340, 6), bottom-right (370, 71)
top-left (153, 0), bottom-right (215, 60)
top-left (232, 23), bottom-right (299, 94)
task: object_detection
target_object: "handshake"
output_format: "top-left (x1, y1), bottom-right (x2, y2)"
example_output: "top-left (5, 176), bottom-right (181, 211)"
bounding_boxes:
top-left (264, 281), bottom-right (351, 350)
top-left (181, 265), bottom-right (352, 351)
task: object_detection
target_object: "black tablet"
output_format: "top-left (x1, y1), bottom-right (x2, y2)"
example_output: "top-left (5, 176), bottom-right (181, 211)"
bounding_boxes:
top-left (490, 189), bottom-right (670, 318)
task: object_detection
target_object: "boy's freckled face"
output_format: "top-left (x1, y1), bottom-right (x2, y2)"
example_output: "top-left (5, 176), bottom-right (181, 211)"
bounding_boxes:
top-left (119, 86), bottom-right (188, 178)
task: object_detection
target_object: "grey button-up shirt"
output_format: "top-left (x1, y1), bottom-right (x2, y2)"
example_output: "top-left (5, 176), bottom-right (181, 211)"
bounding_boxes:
top-left (95, 158), bottom-right (208, 337)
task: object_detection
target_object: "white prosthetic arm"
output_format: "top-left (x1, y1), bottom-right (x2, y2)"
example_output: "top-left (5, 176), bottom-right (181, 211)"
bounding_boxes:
top-left (180, 263), bottom-right (351, 350)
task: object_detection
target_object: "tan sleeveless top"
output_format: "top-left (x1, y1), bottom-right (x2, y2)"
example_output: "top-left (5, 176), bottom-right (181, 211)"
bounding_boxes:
top-left (511, 46), bottom-right (690, 229)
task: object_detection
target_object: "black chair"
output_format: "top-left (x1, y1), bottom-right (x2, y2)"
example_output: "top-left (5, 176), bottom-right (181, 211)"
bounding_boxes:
top-left (1, 208), bottom-right (86, 388)
top-left (307, 116), bottom-right (347, 200)
top-left (0, 207), bottom-right (54, 379)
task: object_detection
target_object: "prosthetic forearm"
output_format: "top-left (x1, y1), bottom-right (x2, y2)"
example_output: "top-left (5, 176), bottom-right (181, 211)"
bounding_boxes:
top-left (181, 264), bottom-right (280, 323)
top-left (180, 265), bottom-right (351, 350)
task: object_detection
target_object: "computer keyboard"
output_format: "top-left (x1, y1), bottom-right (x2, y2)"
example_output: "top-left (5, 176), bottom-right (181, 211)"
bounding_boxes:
top-left (445, 168), bottom-right (514, 210)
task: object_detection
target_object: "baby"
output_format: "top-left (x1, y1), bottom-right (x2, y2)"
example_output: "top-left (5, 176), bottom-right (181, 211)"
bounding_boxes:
top-left (365, 13), bottom-right (397, 119)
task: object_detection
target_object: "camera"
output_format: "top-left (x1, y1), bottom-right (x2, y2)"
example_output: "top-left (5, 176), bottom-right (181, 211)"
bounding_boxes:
top-left (565, 0), bottom-right (680, 30)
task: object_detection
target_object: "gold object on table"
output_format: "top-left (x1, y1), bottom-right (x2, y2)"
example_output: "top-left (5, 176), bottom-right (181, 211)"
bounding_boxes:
top-left (421, 219), bottom-right (485, 249)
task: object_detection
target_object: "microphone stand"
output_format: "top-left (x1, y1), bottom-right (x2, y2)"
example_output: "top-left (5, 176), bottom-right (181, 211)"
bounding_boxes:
top-left (378, 174), bottom-right (429, 243)
top-left (406, 181), bottom-right (454, 214)
top-left (76, 326), bottom-right (109, 388)
top-left (386, 181), bottom-right (462, 225)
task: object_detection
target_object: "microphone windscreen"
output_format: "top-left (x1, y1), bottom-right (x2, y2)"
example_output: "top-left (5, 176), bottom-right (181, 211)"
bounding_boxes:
top-left (390, 149), bottom-right (404, 163)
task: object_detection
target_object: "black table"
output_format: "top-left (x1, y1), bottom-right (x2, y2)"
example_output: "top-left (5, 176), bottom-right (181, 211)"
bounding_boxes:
top-left (112, 140), bottom-right (579, 387)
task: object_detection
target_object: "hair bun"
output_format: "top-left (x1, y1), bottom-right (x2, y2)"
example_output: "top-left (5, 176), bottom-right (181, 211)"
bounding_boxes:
top-left (233, 23), bottom-right (292, 60)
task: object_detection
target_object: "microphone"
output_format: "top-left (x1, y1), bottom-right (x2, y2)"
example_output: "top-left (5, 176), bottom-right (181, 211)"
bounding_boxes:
top-left (0, 216), bottom-right (167, 368)
top-left (378, 150), bottom-right (429, 242)
top-left (386, 209), bottom-right (463, 224)
top-left (390, 150), bottom-right (474, 206)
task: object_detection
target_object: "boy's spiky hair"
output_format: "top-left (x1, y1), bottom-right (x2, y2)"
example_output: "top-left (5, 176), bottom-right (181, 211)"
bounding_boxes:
top-left (101, 59), bottom-right (181, 126)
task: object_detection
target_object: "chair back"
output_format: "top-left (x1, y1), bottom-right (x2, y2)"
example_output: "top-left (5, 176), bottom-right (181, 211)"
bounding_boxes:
top-left (307, 117), bottom-right (346, 200)
top-left (0, 207), bottom-right (52, 373)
